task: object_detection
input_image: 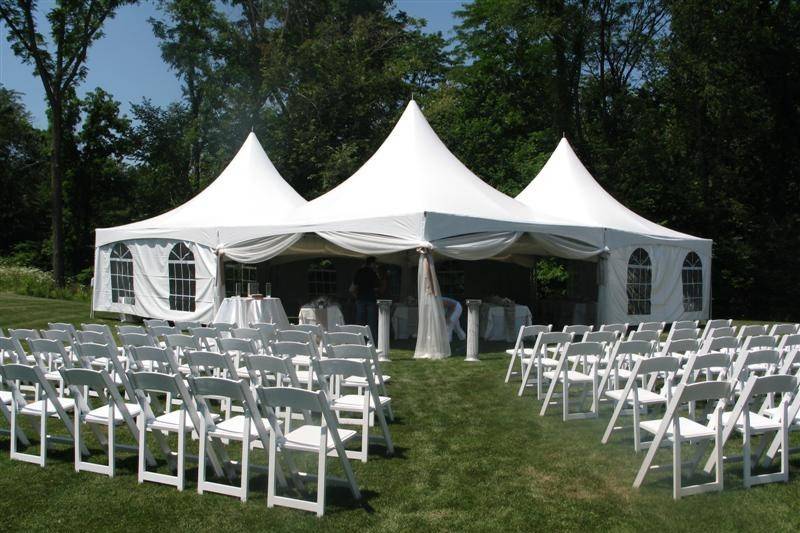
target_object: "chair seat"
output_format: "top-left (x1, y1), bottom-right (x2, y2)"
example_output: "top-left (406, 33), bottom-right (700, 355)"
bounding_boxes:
top-left (210, 415), bottom-right (270, 440)
top-left (282, 425), bottom-right (357, 453)
top-left (149, 409), bottom-right (207, 432)
top-left (20, 397), bottom-right (76, 416)
top-left (640, 417), bottom-right (715, 440)
top-left (44, 370), bottom-right (63, 382)
top-left (543, 370), bottom-right (593, 383)
top-left (505, 348), bottom-right (535, 357)
top-left (294, 370), bottom-right (319, 385)
top-left (85, 403), bottom-right (142, 424)
top-left (292, 355), bottom-right (311, 365)
top-left (567, 355), bottom-right (601, 365)
top-left (605, 388), bottom-right (666, 405)
top-left (523, 357), bottom-right (559, 367)
top-left (331, 394), bottom-right (391, 412)
top-left (597, 368), bottom-right (632, 379)
top-left (341, 375), bottom-right (391, 387)
top-left (763, 407), bottom-right (800, 424)
top-left (0, 390), bottom-right (13, 404)
top-left (716, 411), bottom-right (782, 434)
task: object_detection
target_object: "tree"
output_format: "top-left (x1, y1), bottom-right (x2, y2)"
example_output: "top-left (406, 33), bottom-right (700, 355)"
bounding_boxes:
top-left (0, 86), bottom-right (48, 265)
top-left (0, 0), bottom-right (135, 285)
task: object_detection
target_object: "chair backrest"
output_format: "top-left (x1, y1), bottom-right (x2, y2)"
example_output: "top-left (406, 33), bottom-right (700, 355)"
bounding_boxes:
top-left (75, 330), bottom-right (107, 345)
top-left (672, 320), bottom-right (698, 331)
top-left (778, 333), bottom-right (800, 354)
top-left (562, 341), bottom-right (604, 359)
top-left (325, 331), bottom-right (365, 347)
top-left (166, 333), bottom-right (201, 351)
top-left (637, 321), bottom-right (665, 333)
top-left (186, 350), bottom-right (239, 378)
top-left (218, 337), bottom-right (257, 356)
top-left (518, 324), bottom-right (553, 341)
top-left (637, 355), bottom-right (681, 376)
top-left (209, 322), bottom-right (234, 334)
top-left (258, 386), bottom-right (326, 414)
top-left (42, 328), bottom-right (74, 346)
top-left (81, 323), bottom-right (118, 349)
top-left (143, 318), bottom-right (169, 328)
top-left (627, 330), bottom-right (659, 342)
top-left (770, 323), bottom-right (799, 337)
top-left (29, 338), bottom-right (71, 369)
top-left (119, 332), bottom-right (156, 349)
top-left (677, 380), bottom-right (731, 404)
top-left (701, 335), bottom-right (738, 354)
top-left (681, 351), bottom-right (731, 383)
top-left (584, 330), bottom-right (618, 345)
top-left (738, 324), bottom-right (768, 340)
top-left (293, 323), bottom-right (324, 339)
top-left (709, 326), bottom-right (736, 338)
top-left (117, 325), bottom-right (146, 335)
top-left (742, 334), bottom-right (777, 351)
top-left (174, 320), bottom-right (201, 332)
top-left (10, 328), bottom-right (40, 344)
top-left (127, 370), bottom-right (184, 397)
top-left (335, 324), bottom-right (374, 345)
top-left (148, 325), bottom-right (181, 339)
top-left (129, 345), bottom-right (179, 373)
top-left (271, 340), bottom-right (315, 360)
top-left (245, 354), bottom-right (301, 388)
top-left (329, 344), bottom-right (373, 361)
top-left (701, 319), bottom-right (732, 338)
top-left (231, 328), bottom-right (263, 352)
top-left (0, 336), bottom-right (27, 362)
top-left (562, 324), bottom-right (593, 336)
top-left (599, 323), bottom-right (628, 335)
top-left (661, 338), bottom-right (699, 357)
top-left (251, 323), bottom-right (278, 347)
top-left (187, 375), bottom-right (247, 403)
top-left (75, 341), bottom-right (134, 397)
top-left (48, 322), bottom-right (78, 338)
top-left (728, 348), bottom-right (780, 391)
top-left (668, 328), bottom-right (701, 342)
top-left (277, 329), bottom-right (314, 344)
top-left (189, 327), bottom-right (220, 350)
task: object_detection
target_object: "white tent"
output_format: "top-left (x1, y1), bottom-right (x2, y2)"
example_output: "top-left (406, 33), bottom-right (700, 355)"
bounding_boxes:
top-left (516, 138), bottom-right (712, 325)
top-left (92, 133), bottom-right (307, 322)
top-left (217, 101), bottom-right (607, 358)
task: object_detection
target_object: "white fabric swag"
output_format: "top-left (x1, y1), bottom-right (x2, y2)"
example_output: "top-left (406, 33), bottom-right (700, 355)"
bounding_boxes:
top-left (414, 251), bottom-right (450, 359)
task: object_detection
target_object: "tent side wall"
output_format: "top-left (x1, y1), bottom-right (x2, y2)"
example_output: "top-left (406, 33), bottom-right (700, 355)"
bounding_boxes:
top-left (598, 242), bottom-right (712, 325)
top-left (93, 239), bottom-right (219, 322)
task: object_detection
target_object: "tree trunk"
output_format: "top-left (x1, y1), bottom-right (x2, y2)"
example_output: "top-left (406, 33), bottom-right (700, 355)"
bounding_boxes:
top-left (50, 99), bottom-right (65, 287)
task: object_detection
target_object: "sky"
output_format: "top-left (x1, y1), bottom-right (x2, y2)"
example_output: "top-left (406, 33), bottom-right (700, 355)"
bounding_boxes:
top-left (0, 0), bottom-right (467, 128)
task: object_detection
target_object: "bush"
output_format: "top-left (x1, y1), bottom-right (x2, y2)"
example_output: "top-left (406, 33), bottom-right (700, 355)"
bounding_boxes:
top-left (0, 264), bottom-right (91, 302)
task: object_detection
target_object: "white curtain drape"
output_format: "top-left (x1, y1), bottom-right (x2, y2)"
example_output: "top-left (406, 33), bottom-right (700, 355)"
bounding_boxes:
top-left (413, 250), bottom-right (450, 359)
top-left (220, 233), bottom-right (302, 264)
top-left (432, 231), bottom-right (523, 260)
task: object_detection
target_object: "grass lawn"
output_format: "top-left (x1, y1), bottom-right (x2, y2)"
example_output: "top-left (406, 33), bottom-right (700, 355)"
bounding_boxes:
top-left (0, 292), bottom-right (798, 532)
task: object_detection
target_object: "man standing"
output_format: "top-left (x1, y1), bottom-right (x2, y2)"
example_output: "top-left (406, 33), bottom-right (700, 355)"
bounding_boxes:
top-left (353, 256), bottom-right (379, 339)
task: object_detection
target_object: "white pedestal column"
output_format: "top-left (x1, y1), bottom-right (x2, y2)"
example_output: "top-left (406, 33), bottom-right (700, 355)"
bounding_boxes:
top-left (377, 299), bottom-right (392, 362)
top-left (466, 299), bottom-right (481, 362)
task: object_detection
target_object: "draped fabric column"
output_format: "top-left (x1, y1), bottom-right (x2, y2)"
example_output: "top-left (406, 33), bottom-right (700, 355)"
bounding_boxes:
top-left (413, 249), bottom-right (450, 359)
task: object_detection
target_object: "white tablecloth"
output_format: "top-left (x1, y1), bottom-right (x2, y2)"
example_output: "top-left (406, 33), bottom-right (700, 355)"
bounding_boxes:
top-left (391, 304), bottom-right (418, 340)
top-left (481, 304), bottom-right (533, 342)
top-left (213, 297), bottom-right (290, 329)
top-left (298, 304), bottom-right (345, 331)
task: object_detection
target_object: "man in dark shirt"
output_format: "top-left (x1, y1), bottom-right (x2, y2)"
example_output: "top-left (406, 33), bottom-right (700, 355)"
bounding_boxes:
top-left (353, 256), bottom-right (379, 338)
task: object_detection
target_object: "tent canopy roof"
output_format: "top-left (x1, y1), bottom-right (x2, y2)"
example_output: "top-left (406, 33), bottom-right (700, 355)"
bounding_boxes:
top-left (256, 100), bottom-right (586, 242)
top-left (95, 132), bottom-right (306, 247)
top-left (516, 138), bottom-right (709, 245)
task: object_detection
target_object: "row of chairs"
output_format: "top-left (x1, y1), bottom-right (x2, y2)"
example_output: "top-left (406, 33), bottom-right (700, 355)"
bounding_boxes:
top-left (0, 320), bottom-right (394, 516)
top-left (503, 320), bottom-right (800, 499)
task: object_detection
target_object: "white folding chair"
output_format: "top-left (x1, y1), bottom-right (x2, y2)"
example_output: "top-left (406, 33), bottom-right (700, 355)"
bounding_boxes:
top-left (0, 363), bottom-right (84, 466)
top-left (273, 340), bottom-right (319, 391)
top-left (190, 326), bottom-right (222, 351)
top-left (738, 324), bottom-right (769, 345)
top-left (175, 321), bottom-right (202, 333)
top-left (637, 321), bottom-right (665, 335)
top-left (251, 322), bottom-right (278, 351)
top-left (314, 357), bottom-right (393, 463)
top-left (627, 329), bottom-right (659, 343)
top-left (128, 370), bottom-right (227, 491)
top-left (703, 374), bottom-right (797, 488)
top-left (518, 331), bottom-right (574, 398)
top-left (700, 319), bottom-right (732, 341)
top-left (601, 355), bottom-right (680, 450)
top-left (504, 324), bottom-right (552, 383)
top-left (187, 375), bottom-right (276, 501)
top-left (771, 323), bottom-right (799, 337)
top-left (143, 319), bottom-right (169, 329)
top-left (218, 337), bottom-right (258, 380)
top-left (540, 341), bottom-right (605, 420)
top-left (117, 325), bottom-right (146, 335)
top-left (48, 322), bottom-right (79, 340)
top-left (707, 326), bottom-right (736, 339)
top-left (562, 324), bottom-right (593, 340)
top-left (599, 323), bottom-right (629, 335)
top-left (633, 381), bottom-right (730, 499)
top-left (258, 386), bottom-right (361, 516)
top-left (672, 320), bottom-right (699, 331)
top-left (60, 366), bottom-right (153, 477)
top-left (232, 327), bottom-right (266, 354)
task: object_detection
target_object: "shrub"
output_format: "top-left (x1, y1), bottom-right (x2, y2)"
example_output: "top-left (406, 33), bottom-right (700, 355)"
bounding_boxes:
top-left (0, 264), bottom-right (91, 302)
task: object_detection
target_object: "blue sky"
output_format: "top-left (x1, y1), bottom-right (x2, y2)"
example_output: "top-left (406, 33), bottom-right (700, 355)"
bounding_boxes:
top-left (0, 0), bottom-right (466, 128)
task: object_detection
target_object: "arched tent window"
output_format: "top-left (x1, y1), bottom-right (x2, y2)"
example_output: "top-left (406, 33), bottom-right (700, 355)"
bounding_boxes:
top-left (110, 243), bottom-right (134, 304)
top-left (682, 252), bottom-right (703, 312)
top-left (627, 248), bottom-right (652, 315)
top-left (168, 243), bottom-right (196, 312)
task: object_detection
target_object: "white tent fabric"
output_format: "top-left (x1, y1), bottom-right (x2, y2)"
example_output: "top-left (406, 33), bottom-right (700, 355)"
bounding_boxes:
top-left (516, 138), bottom-right (713, 325)
top-left (93, 133), bottom-right (307, 322)
top-left (414, 251), bottom-right (450, 359)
